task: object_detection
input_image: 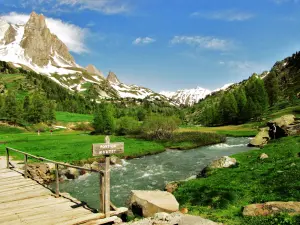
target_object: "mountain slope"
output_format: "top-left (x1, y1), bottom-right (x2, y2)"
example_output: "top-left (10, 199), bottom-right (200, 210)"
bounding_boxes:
top-left (160, 84), bottom-right (233, 106)
top-left (0, 12), bottom-right (171, 104)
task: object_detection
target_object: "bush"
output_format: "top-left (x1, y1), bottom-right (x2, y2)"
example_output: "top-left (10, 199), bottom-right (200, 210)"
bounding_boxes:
top-left (142, 115), bottom-right (181, 140)
top-left (73, 122), bottom-right (93, 131)
top-left (116, 116), bottom-right (140, 135)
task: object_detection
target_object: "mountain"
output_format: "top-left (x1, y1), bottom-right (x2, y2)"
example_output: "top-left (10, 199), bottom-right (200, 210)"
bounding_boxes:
top-left (0, 12), bottom-right (170, 103)
top-left (160, 84), bottom-right (233, 106)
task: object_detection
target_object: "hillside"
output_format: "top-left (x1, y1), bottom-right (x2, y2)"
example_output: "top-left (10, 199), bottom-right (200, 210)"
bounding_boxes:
top-left (186, 52), bottom-right (300, 126)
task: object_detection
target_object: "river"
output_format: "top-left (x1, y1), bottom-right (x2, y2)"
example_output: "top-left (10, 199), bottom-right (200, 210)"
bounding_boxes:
top-left (52, 137), bottom-right (253, 210)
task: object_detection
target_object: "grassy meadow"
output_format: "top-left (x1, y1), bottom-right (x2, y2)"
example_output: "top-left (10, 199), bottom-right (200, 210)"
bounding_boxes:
top-left (174, 135), bottom-right (300, 224)
top-left (0, 130), bottom-right (165, 164)
top-left (55, 111), bottom-right (93, 123)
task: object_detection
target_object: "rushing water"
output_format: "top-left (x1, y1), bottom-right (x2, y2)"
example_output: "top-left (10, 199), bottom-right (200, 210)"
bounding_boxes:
top-left (51, 137), bottom-right (253, 209)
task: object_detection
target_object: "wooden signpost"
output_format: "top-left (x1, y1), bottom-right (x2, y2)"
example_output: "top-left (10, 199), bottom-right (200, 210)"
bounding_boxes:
top-left (92, 136), bottom-right (124, 218)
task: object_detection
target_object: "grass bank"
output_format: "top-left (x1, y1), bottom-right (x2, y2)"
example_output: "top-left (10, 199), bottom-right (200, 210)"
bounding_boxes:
top-left (0, 131), bottom-right (165, 164)
top-left (161, 132), bottom-right (226, 150)
top-left (174, 136), bottom-right (300, 224)
top-left (179, 125), bottom-right (258, 137)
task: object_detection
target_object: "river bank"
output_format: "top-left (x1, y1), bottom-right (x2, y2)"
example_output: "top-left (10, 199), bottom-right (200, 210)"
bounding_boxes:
top-left (174, 135), bottom-right (300, 224)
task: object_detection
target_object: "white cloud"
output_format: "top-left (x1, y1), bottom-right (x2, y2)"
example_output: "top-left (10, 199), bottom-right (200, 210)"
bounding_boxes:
top-left (191, 10), bottom-right (254, 21)
top-left (1, 12), bottom-right (88, 54)
top-left (133, 37), bottom-right (156, 45)
top-left (170, 36), bottom-right (231, 51)
top-left (57, 0), bottom-right (130, 14)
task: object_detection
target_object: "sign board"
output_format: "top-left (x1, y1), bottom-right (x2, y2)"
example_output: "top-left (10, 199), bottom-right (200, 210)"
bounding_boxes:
top-left (92, 142), bottom-right (124, 156)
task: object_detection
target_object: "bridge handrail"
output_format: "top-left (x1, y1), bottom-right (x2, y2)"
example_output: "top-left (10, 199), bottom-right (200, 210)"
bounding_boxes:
top-left (5, 147), bottom-right (103, 197)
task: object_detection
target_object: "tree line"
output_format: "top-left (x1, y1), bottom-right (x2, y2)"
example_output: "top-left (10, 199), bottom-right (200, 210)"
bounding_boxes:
top-left (0, 91), bottom-right (56, 125)
top-left (194, 74), bottom-right (278, 126)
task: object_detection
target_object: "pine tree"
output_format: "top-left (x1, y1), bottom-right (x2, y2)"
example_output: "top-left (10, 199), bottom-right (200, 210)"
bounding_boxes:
top-left (233, 87), bottom-right (247, 122)
top-left (219, 92), bottom-right (238, 124)
top-left (23, 96), bottom-right (30, 121)
top-left (3, 91), bottom-right (19, 125)
top-left (28, 92), bottom-right (47, 124)
top-left (264, 71), bottom-right (280, 106)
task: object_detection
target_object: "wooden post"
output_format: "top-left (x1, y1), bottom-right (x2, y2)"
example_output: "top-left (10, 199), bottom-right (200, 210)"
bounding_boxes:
top-left (55, 163), bottom-right (59, 197)
top-left (6, 148), bottom-right (9, 169)
top-left (99, 170), bottom-right (105, 214)
top-left (105, 155), bottom-right (110, 218)
top-left (24, 154), bottom-right (28, 178)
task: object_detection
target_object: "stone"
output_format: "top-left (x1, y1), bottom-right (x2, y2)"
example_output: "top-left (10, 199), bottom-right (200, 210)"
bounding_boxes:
top-left (248, 128), bottom-right (270, 147)
top-left (86, 64), bottom-right (104, 78)
top-left (272, 114), bottom-right (295, 127)
top-left (178, 214), bottom-right (219, 225)
top-left (110, 155), bottom-right (123, 165)
top-left (209, 156), bottom-right (237, 169)
top-left (180, 208), bottom-right (188, 214)
top-left (129, 190), bottom-right (179, 217)
top-left (27, 163), bottom-right (54, 184)
top-left (243, 202), bottom-right (300, 216)
top-left (165, 181), bottom-right (179, 193)
top-left (260, 153), bottom-right (269, 160)
top-left (91, 161), bottom-right (100, 171)
top-left (154, 212), bottom-right (171, 221)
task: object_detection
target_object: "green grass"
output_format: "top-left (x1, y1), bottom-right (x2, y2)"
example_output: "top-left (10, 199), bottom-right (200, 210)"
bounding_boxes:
top-left (179, 125), bottom-right (258, 137)
top-left (55, 111), bottom-right (93, 123)
top-left (0, 130), bottom-right (165, 164)
top-left (0, 125), bottom-right (24, 134)
top-left (174, 135), bottom-right (300, 224)
top-left (162, 131), bottom-right (226, 150)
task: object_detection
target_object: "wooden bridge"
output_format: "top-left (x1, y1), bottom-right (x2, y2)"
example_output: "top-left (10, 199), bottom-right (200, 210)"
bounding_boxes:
top-left (0, 147), bottom-right (127, 225)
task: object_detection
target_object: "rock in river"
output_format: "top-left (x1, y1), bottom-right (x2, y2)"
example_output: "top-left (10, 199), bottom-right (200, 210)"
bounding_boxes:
top-left (129, 190), bottom-right (179, 217)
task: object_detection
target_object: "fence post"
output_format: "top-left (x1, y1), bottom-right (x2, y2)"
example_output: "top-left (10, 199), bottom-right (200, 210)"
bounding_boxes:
top-left (55, 163), bottom-right (59, 196)
top-left (24, 154), bottom-right (28, 178)
top-left (99, 170), bottom-right (105, 214)
top-left (105, 156), bottom-right (110, 218)
top-left (6, 148), bottom-right (9, 169)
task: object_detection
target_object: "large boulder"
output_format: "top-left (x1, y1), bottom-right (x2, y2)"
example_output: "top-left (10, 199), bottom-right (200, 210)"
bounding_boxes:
top-left (209, 156), bottom-right (237, 169)
top-left (248, 128), bottom-right (270, 147)
top-left (129, 190), bottom-right (179, 217)
top-left (27, 163), bottom-right (54, 184)
top-left (110, 155), bottom-right (123, 165)
top-left (272, 114), bottom-right (295, 127)
top-left (197, 156), bottom-right (237, 178)
top-left (243, 202), bottom-right (300, 216)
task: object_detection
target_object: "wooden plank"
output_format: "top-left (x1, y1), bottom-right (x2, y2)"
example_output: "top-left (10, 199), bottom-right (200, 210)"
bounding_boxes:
top-left (92, 142), bottom-right (124, 156)
top-left (0, 183), bottom-right (40, 193)
top-left (81, 216), bottom-right (119, 225)
top-left (0, 185), bottom-right (51, 197)
top-left (0, 172), bottom-right (23, 178)
top-left (0, 195), bottom-right (63, 210)
top-left (0, 199), bottom-right (72, 217)
top-left (0, 189), bottom-right (51, 203)
top-left (61, 213), bottom-right (105, 225)
top-left (0, 178), bottom-right (36, 187)
top-left (27, 209), bottom-right (92, 225)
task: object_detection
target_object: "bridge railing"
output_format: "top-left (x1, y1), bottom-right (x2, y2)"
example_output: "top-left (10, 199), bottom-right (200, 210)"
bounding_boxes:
top-left (5, 147), bottom-right (103, 201)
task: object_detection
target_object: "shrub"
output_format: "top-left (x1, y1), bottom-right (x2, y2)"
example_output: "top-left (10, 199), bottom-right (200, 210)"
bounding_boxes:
top-left (142, 115), bottom-right (181, 140)
top-left (116, 116), bottom-right (140, 136)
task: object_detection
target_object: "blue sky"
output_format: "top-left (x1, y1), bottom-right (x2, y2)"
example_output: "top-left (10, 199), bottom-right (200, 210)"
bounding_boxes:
top-left (1, 0), bottom-right (300, 92)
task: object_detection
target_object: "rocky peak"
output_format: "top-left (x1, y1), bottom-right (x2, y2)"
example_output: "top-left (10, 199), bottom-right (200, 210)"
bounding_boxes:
top-left (4, 25), bottom-right (16, 45)
top-left (20, 11), bottom-right (75, 67)
top-left (86, 64), bottom-right (104, 78)
top-left (107, 71), bottom-right (121, 85)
